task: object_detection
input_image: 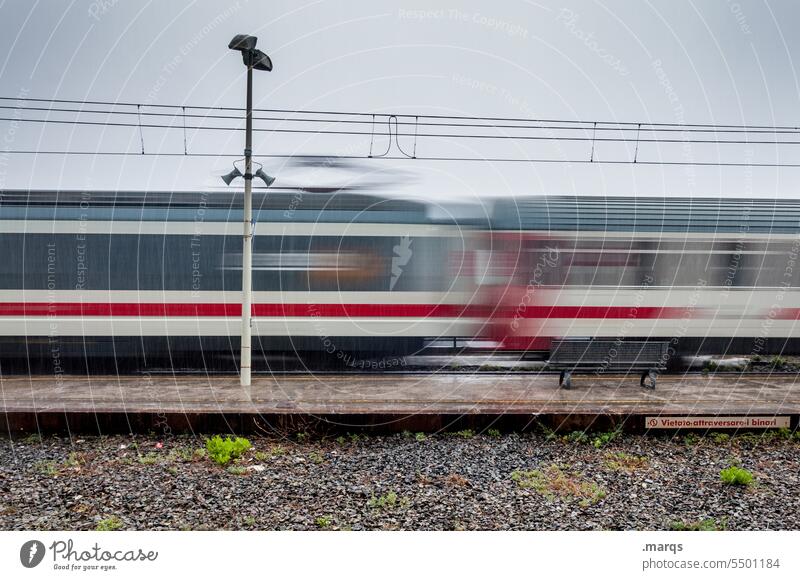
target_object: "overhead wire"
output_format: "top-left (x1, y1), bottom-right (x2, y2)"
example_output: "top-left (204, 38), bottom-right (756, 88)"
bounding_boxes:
top-left (2, 102), bottom-right (800, 134)
top-left (5, 115), bottom-right (800, 145)
top-left (3, 150), bottom-right (799, 168)
top-left (2, 95), bottom-right (800, 167)
top-left (2, 95), bottom-right (798, 130)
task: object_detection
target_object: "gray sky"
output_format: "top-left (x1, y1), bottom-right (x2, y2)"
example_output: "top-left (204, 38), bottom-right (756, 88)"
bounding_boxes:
top-left (1, 0), bottom-right (800, 201)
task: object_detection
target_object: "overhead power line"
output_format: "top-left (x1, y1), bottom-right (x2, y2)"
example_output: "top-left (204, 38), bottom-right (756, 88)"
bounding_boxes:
top-left (4, 150), bottom-right (799, 169)
top-left (3, 103), bottom-right (800, 135)
top-left (7, 115), bottom-right (800, 145)
top-left (2, 95), bottom-right (799, 131)
top-left (1, 95), bottom-right (800, 167)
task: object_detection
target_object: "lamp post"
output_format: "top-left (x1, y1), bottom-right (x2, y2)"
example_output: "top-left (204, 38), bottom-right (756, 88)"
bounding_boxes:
top-left (226, 34), bottom-right (274, 388)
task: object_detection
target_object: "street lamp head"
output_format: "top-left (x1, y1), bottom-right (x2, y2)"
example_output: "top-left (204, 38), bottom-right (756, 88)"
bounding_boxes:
top-left (228, 34), bottom-right (258, 52)
top-left (254, 167), bottom-right (275, 187)
top-left (249, 49), bottom-right (273, 71)
top-left (221, 166), bottom-right (243, 185)
top-left (228, 34), bottom-right (273, 71)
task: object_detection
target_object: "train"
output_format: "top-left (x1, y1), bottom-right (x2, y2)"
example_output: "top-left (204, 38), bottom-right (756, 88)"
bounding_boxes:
top-left (484, 196), bottom-right (800, 359)
top-left (1, 189), bottom-right (799, 371)
top-left (0, 189), bottom-right (481, 371)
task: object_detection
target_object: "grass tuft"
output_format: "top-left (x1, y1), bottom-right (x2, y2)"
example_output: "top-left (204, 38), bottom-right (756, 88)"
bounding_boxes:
top-left (670, 517), bottom-right (727, 531)
top-left (683, 433), bottom-right (701, 446)
top-left (368, 490), bottom-right (409, 511)
top-left (204, 436), bottom-right (251, 466)
top-left (96, 516), bottom-right (123, 531)
top-left (512, 465), bottom-right (606, 507)
top-left (451, 429), bottom-right (475, 439)
top-left (35, 460), bottom-right (59, 477)
top-left (592, 426), bottom-right (623, 449)
top-left (710, 432), bottom-right (730, 444)
top-left (315, 516), bottom-right (332, 529)
top-left (720, 465), bottom-right (754, 486)
top-left (138, 452), bottom-right (159, 465)
top-left (604, 451), bottom-right (649, 472)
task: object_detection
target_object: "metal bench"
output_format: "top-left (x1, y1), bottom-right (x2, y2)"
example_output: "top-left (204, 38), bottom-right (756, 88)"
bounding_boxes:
top-left (547, 339), bottom-right (668, 389)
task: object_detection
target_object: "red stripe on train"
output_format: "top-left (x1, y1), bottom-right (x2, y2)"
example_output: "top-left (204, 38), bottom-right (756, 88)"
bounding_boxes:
top-left (0, 302), bottom-right (730, 319)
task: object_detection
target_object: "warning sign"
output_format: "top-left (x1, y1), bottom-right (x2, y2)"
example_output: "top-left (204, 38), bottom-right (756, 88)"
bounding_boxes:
top-left (646, 416), bottom-right (790, 429)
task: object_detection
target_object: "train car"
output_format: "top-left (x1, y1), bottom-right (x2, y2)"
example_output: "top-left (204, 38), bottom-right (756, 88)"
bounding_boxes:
top-left (0, 189), bottom-right (481, 371)
top-left (484, 196), bottom-right (800, 358)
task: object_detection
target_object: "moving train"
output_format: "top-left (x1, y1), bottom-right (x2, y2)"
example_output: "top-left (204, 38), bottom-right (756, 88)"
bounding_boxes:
top-left (484, 196), bottom-right (800, 358)
top-left (0, 189), bottom-right (480, 370)
top-left (1, 189), bottom-right (799, 371)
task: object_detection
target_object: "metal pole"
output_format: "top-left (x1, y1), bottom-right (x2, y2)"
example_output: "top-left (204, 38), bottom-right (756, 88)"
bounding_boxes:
top-left (240, 64), bottom-right (253, 388)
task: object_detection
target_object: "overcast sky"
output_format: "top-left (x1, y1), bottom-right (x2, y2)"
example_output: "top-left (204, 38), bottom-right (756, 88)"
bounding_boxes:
top-left (1, 0), bottom-right (800, 201)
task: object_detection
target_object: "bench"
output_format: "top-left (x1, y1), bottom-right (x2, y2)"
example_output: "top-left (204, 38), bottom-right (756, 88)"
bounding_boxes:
top-left (547, 339), bottom-right (669, 389)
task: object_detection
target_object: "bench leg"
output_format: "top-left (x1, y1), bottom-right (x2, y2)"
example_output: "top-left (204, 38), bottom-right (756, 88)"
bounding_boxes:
top-left (560, 371), bottom-right (572, 390)
top-left (640, 370), bottom-right (657, 390)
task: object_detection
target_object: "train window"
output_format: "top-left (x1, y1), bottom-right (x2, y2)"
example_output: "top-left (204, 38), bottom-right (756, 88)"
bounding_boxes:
top-left (474, 249), bottom-right (512, 286)
top-left (737, 242), bottom-right (800, 288)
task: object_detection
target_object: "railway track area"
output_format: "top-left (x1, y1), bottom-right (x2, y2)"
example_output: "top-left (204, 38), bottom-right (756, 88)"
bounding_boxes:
top-left (2, 429), bottom-right (800, 531)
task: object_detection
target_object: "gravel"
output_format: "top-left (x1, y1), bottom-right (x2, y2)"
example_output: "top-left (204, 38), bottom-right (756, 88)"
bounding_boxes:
top-left (1, 430), bottom-right (798, 530)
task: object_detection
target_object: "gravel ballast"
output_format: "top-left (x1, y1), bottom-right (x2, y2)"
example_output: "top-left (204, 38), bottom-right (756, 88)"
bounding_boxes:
top-left (1, 431), bottom-right (798, 531)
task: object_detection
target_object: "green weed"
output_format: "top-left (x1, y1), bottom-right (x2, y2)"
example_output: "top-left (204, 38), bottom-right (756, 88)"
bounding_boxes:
top-left (720, 465), bottom-right (754, 486)
top-left (138, 453), bottom-right (159, 465)
top-left (710, 432), bottom-right (730, 444)
top-left (96, 516), bottom-right (123, 531)
top-left (538, 422), bottom-right (559, 441)
top-left (770, 355), bottom-right (787, 369)
top-left (204, 436), bottom-right (252, 466)
top-left (592, 426), bottom-right (623, 449)
top-left (683, 433), bottom-right (701, 446)
top-left (368, 491), bottom-right (409, 511)
top-left (604, 451), bottom-right (649, 472)
top-left (64, 452), bottom-right (87, 469)
top-left (479, 364), bottom-right (505, 371)
top-left (315, 516), bottom-right (332, 529)
top-left (166, 448), bottom-right (196, 463)
top-left (512, 465), bottom-right (606, 507)
top-left (562, 431), bottom-right (589, 444)
top-left (269, 445), bottom-right (287, 457)
top-left (35, 460), bottom-right (59, 477)
top-left (670, 517), bottom-right (727, 531)
top-left (451, 429), bottom-right (475, 439)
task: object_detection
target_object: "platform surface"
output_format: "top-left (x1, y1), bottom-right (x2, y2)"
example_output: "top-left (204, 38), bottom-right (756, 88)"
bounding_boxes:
top-left (2, 372), bottom-right (799, 416)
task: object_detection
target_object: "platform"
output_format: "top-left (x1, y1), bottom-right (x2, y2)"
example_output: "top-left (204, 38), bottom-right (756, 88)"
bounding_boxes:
top-left (2, 372), bottom-right (799, 433)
